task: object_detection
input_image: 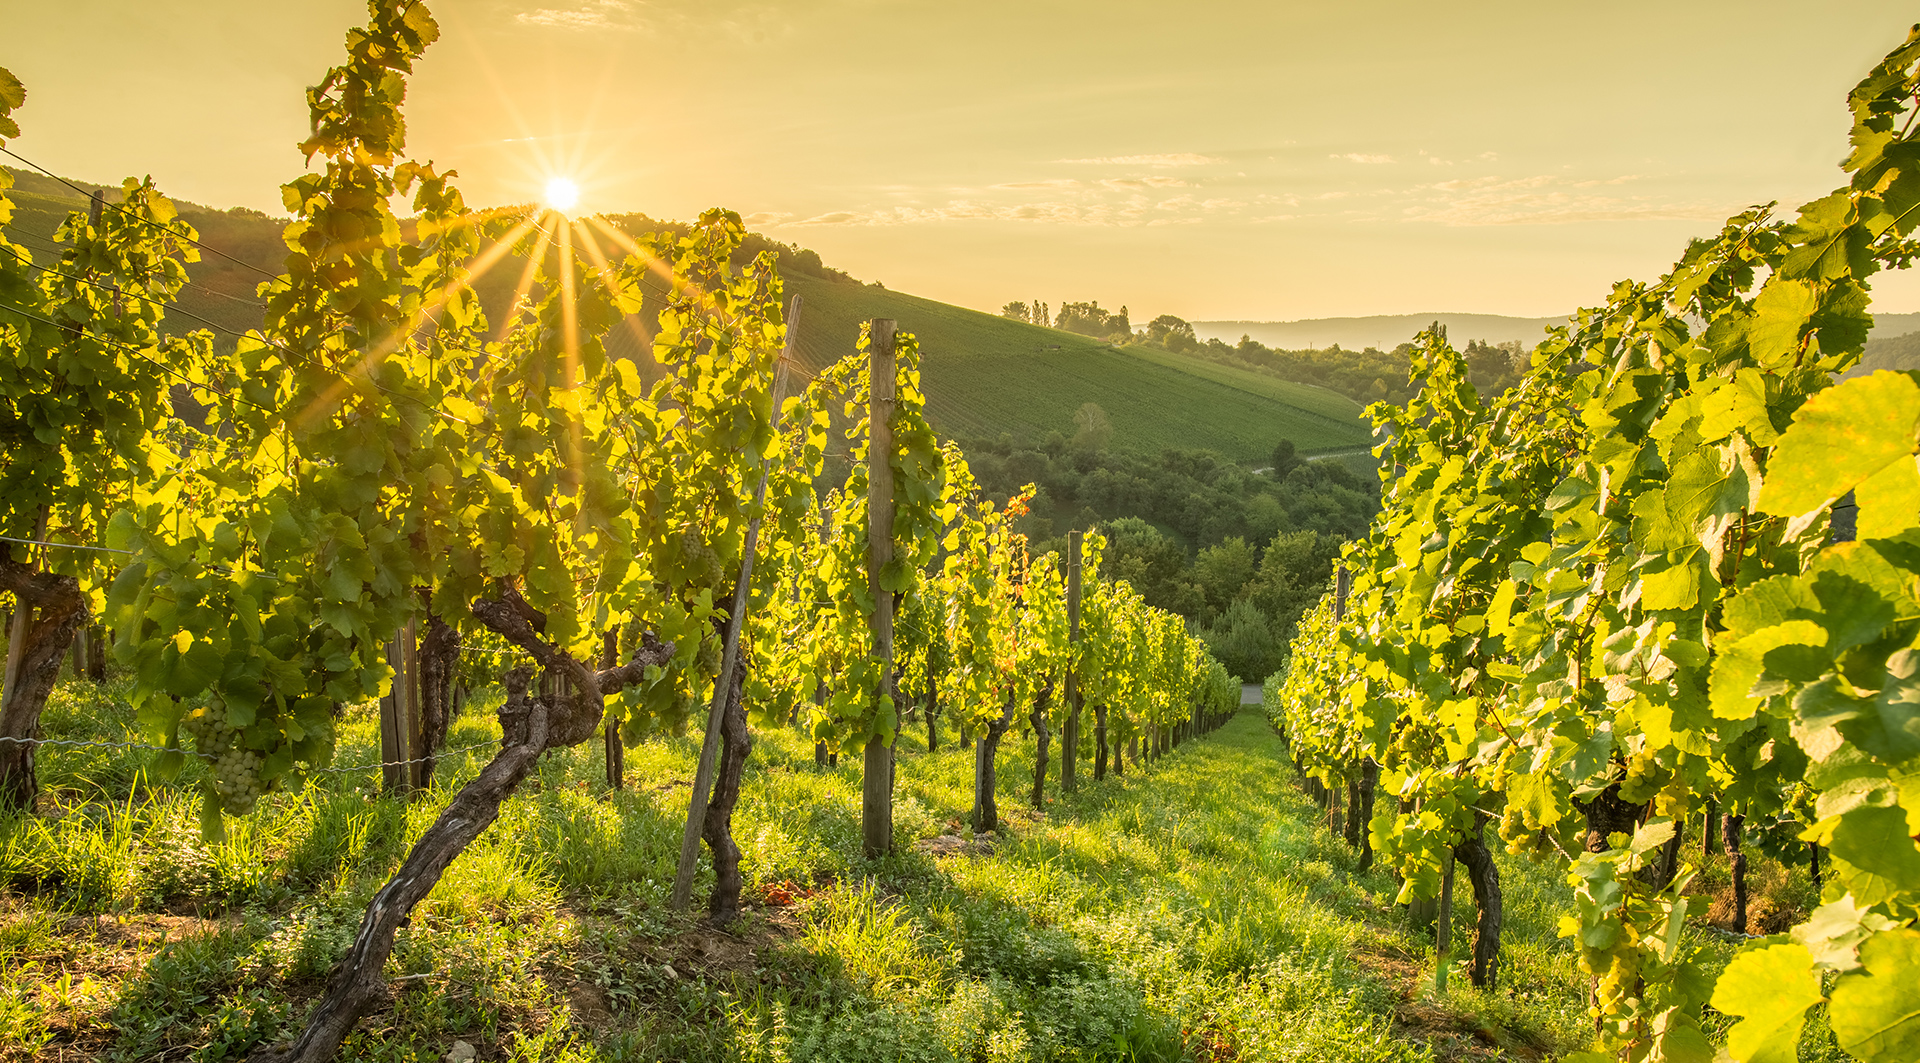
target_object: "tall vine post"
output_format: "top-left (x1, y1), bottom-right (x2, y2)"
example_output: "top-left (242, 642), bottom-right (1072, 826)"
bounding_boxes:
top-left (1063, 528), bottom-right (1081, 793)
top-left (670, 294), bottom-right (802, 912)
top-left (862, 318), bottom-right (898, 859)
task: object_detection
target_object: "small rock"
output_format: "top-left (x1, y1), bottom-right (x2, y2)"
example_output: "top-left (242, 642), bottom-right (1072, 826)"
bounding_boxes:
top-left (444, 1041), bottom-right (476, 1063)
top-left (663, 963), bottom-right (679, 979)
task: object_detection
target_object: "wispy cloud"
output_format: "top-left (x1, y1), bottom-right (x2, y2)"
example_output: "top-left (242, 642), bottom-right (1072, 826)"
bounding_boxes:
top-left (1054, 153), bottom-right (1222, 167)
top-left (512, 1), bottom-right (790, 40)
top-left (992, 178), bottom-right (1084, 190)
top-left (788, 196), bottom-right (1224, 227)
top-left (1400, 174), bottom-right (1728, 226)
top-left (515, 0), bottom-right (644, 30)
top-left (1098, 176), bottom-right (1189, 191)
top-left (1331, 153), bottom-right (1395, 164)
top-left (744, 210), bottom-right (793, 226)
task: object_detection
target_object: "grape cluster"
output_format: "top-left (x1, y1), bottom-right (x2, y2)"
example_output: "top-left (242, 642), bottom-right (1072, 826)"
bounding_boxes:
top-left (180, 702), bottom-right (267, 815)
top-left (679, 530), bottom-right (723, 588)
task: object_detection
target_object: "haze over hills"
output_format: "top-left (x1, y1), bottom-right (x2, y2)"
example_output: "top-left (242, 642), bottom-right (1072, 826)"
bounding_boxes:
top-left (1201, 310), bottom-right (1920, 354)
top-left (1195, 314), bottom-right (1570, 353)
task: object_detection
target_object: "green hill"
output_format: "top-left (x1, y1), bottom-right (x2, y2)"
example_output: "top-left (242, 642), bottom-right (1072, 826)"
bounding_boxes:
top-left (783, 276), bottom-right (1369, 461)
top-left (3, 168), bottom-right (1369, 462)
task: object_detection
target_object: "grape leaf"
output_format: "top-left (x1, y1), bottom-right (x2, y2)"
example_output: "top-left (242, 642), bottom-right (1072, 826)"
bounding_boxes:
top-left (1757, 371), bottom-right (1920, 519)
top-left (1831, 929), bottom-right (1920, 1063)
top-left (1710, 941), bottom-right (1824, 1063)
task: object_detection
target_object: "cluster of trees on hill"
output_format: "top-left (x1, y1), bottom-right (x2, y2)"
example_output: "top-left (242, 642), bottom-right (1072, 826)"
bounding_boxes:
top-left (1160, 327), bottom-right (1525, 405)
top-left (1005, 291), bottom-right (1528, 407)
top-left (1001, 298), bottom-right (1133, 342)
top-left (959, 417), bottom-right (1377, 680)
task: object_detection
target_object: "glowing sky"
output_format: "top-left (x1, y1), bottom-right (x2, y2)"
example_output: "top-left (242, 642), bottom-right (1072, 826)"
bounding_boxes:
top-left (7, 1), bottom-right (1920, 319)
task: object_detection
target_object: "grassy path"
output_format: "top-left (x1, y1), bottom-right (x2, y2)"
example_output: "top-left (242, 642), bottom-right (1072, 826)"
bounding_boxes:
top-left (3, 685), bottom-right (1598, 1062)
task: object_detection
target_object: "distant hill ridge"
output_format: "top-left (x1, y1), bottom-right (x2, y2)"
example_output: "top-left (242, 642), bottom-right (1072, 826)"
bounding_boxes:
top-left (1201, 310), bottom-right (1920, 354)
top-left (1195, 314), bottom-right (1568, 353)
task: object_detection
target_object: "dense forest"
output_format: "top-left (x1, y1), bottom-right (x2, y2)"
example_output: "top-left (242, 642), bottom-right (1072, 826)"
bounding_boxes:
top-left (961, 423), bottom-right (1376, 682)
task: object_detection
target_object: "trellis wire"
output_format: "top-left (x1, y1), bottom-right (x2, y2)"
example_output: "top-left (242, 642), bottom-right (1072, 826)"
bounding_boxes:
top-left (0, 733), bottom-right (497, 775)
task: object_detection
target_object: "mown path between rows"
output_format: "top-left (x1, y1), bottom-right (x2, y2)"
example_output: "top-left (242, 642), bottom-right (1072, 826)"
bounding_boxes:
top-left (675, 702), bottom-right (1589, 1059)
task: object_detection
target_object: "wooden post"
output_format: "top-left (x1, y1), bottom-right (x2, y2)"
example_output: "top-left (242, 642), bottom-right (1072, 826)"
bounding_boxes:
top-left (379, 618), bottom-right (425, 795)
top-left (1, 510), bottom-right (47, 709)
top-left (670, 296), bottom-right (801, 911)
top-left (1334, 565), bottom-right (1350, 621)
top-left (67, 625), bottom-right (85, 679)
top-left (862, 319), bottom-right (898, 860)
top-left (378, 627), bottom-right (405, 795)
top-left (2, 599), bottom-right (28, 708)
top-left (1062, 530), bottom-right (1081, 794)
top-left (87, 623), bottom-right (105, 681)
top-left (1435, 851), bottom-right (1455, 994)
top-left (603, 629), bottom-right (623, 789)
top-left (404, 620), bottom-right (426, 791)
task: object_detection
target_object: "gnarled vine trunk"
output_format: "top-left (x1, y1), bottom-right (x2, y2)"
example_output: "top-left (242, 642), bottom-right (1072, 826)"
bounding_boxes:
top-left (1030, 682), bottom-right (1053, 808)
top-left (1453, 812), bottom-right (1503, 988)
top-left (702, 661), bottom-right (752, 923)
top-left (0, 559), bottom-right (89, 813)
top-left (415, 613), bottom-right (461, 782)
top-left (1722, 812), bottom-right (1748, 932)
top-left (972, 693), bottom-right (1016, 833)
top-left (1354, 758), bottom-right (1378, 873)
top-left (249, 589), bottom-right (673, 1063)
top-left (925, 688), bottom-right (938, 752)
top-left (1579, 783), bottom-right (1639, 854)
top-left (1093, 703), bottom-right (1108, 780)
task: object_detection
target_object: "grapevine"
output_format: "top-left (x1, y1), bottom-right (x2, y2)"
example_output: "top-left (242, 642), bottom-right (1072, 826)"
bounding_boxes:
top-left (1272, 25), bottom-right (1920, 1063)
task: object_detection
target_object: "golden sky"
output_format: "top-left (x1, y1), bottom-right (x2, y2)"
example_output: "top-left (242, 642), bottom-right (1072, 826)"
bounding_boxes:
top-left (7, 1), bottom-right (1920, 320)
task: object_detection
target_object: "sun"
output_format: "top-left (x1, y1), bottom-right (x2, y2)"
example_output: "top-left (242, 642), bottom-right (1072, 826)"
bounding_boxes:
top-left (544, 177), bottom-right (580, 213)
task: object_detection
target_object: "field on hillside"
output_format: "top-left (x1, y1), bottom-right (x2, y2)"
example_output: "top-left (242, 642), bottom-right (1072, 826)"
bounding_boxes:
top-left (2, 676), bottom-right (1828, 1063)
top-left (786, 276), bottom-right (1372, 461)
top-left (1110, 345), bottom-right (1364, 425)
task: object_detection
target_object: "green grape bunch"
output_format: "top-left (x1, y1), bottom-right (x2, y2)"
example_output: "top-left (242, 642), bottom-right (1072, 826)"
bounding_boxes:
top-left (178, 698), bottom-right (269, 815)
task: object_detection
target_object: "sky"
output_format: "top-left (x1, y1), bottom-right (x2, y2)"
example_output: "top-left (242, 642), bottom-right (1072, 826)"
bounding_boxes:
top-left (6, 1), bottom-right (1920, 321)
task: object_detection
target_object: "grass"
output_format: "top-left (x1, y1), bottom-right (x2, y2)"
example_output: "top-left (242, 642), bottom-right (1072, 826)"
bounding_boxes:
top-left (784, 275), bottom-right (1373, 461)
top-left (1, 675), bottom-right (1835, 1062)
top-left (1106, 344), bottom-right (1363, 426)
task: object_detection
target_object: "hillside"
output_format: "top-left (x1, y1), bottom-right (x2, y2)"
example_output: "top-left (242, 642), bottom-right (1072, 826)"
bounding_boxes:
top-left (785, 276), bottom-right (1368, 459)
top-left (3, 167), bottom-right (1368, 463)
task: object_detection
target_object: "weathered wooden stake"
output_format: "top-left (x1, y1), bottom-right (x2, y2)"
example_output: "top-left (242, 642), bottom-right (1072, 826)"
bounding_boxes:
top-left (1062, 530), bottom-right (1082, 793)
top-left (862, 318), bottom-right (898, 859)
top-left (1435, 851), bottom-right (1455, 994)
top-left (0, 511), bottom-right (47, 709)
top-left (602, 629), bottom-right (622, 789)
top-left (379, 618), bottom-right (424, 795)
top-left (670, 296), bottom-right (800, 911)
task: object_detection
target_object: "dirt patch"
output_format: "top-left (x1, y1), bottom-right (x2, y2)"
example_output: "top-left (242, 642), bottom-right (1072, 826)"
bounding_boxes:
top-left (914, 833), bottom-right (995, 858)
top-left (1394, 999), bottom-right (1545, 1062)
top-left (569, 979), bottom-right (613, 1027)
top-left (1349, 943), bottom-right (1549, 1062)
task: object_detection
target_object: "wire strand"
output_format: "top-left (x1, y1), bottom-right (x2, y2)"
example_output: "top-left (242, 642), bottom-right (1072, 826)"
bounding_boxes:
top-left (0, 732), bottom-right (497, 775)
top-left (0, 534), bottom-right (131, 556)
top-left (1, 145), bottom-right (283, 282)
